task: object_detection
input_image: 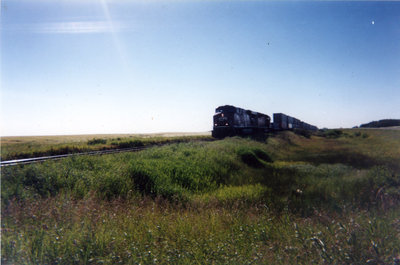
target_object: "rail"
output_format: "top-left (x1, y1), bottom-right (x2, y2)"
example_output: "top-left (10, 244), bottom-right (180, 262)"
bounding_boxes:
top-left (0, 146), bottom-right (151, 167)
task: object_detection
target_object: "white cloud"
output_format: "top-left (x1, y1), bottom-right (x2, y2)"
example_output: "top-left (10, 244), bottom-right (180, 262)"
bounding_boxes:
top-left (2, 20), bottom-right (130, 34)
top-left (33, 21), bottom-right (125, 34)
top-left (8, 0), bottom-right (185, 3)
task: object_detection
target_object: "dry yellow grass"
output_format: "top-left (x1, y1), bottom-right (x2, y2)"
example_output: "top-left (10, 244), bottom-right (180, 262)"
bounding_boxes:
top-left (1, 132), bottom-right (211, 146)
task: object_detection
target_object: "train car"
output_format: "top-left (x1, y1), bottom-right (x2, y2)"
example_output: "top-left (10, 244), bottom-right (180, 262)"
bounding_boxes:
top-left (212, 105), bottom-right (271, 138)
top-left (273, 113), bottom-right (318, 131)
top-left (273, 113), bottom-right (288, 130)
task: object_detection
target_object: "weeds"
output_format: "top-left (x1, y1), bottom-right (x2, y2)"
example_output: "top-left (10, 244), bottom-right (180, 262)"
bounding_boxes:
top-left (2, 129), bottom-right (400, 264)
top-left (2, 195), bottom-right (400, 264)
top-left (318, 129), bottom-right (343, 138)
top-left (87, 138), bottom-right (107, 145)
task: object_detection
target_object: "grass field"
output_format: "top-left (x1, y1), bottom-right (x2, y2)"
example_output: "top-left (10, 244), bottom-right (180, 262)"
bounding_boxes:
top-left (0, 132), bottom-right (212, 161)
top-left (2, 129), bottom-right (400, 264)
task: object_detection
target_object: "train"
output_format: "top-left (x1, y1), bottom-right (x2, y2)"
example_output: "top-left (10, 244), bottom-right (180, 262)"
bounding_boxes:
top-left (273, 113), bottom-right (318, 131)
top-left (212, 105), bottom-right (317, 138)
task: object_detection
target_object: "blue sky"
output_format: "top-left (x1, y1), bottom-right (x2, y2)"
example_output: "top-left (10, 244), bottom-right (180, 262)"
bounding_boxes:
top-left (1, 0), bottom-right (399, 136)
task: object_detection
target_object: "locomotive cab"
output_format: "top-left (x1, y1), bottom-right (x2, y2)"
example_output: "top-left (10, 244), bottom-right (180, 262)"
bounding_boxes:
top-left (212, 106), bottom-right (236, 138)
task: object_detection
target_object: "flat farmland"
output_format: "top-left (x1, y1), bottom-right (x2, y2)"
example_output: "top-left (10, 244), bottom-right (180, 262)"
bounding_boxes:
top-left (1, 132), bottom-right (212, 161)
top-left (2, 129), bottom-right (400, 264)
top-left (2, 132), bottom-right (211, 145)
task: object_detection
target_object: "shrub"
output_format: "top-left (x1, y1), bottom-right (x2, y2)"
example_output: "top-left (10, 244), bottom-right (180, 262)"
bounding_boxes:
top-left (237, 147), bottom-right (272, 168)
top-left (319, 129), bottom-right (343, 138)
top-left (113, 140), bottom-right (144, 148)
top-left (294, 128), bottom-right (312, 138)
top-left (253, 148), bottom-right (273, 162)
top-left (87, 138), bottom-right (107, 145)
top-left (238, 150), bottom-right (264, 168)
top-left (97, 173), bottom-right (133, 200)
top-left (129, 164), bottom-right (156, 195)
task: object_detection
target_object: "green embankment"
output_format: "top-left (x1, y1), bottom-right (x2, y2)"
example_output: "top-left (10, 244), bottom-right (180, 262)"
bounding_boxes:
top-left (2, 129), bottom-right (400, 264)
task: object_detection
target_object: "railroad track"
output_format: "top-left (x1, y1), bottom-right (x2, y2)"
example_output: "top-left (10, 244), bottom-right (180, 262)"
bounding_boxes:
top-left (0, 146), bottom-right (151, 167)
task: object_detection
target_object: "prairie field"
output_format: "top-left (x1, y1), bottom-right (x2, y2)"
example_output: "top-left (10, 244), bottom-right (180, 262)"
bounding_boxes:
top-left (0, 132), bottom-right (212, 161)
top-left (2, 129), bottom-right (400, 264)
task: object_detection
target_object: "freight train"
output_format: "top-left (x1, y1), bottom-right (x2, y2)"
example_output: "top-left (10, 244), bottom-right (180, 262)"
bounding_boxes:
top-left (212, 105), bottom-right (317, 138)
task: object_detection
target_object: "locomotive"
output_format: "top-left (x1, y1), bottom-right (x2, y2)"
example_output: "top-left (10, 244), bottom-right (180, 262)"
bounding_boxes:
top-left (212, 105), bottom-right (270, 138)
top-left (212, 105), bottom-right (317, 138)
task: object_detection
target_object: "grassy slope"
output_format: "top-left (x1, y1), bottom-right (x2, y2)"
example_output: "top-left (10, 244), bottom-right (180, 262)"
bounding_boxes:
top-left (2, 129), bottom-right (400, 264)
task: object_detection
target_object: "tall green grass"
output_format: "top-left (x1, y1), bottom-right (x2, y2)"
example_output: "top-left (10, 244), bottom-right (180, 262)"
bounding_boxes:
top-left (2, 130), bottom-right (400, 264)
top-left (3, 137), bottom-right (399, 212)
top-left (3, 195), bottom-right (400, 264)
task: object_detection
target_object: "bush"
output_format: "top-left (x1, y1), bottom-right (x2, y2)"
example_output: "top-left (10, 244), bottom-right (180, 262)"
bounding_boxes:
top-left (112, 140), bottom-right (144, 148)
top-left (319, 129), bottom-right (343, 138)
top-left (253, 149), bottom-right (273, 163)
top-left (97, 173), bottom-right (133, 200)
top-left (238, 150), bottom-right (264, 168)
top-left (294, 128), bottom-right (312, 138)
top-left (237, 147), bottom-right (272, 168)
top-left (87, 138), bottom-right (107, 145)
top-left (129, 164), bottom-right (156, 195)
